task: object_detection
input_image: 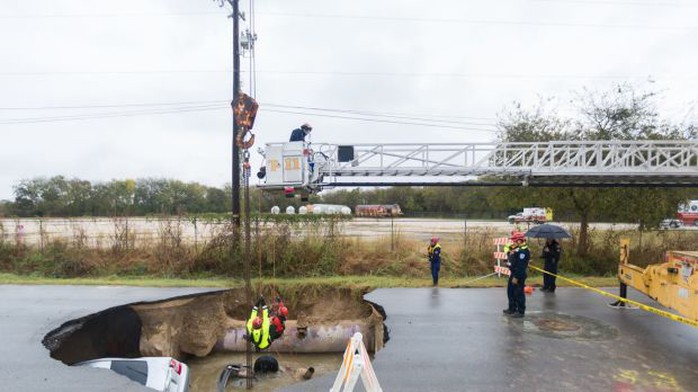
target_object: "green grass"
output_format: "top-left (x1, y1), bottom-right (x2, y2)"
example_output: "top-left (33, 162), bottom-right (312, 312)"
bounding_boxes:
top-left (0, 272), bottom-right (619, 289)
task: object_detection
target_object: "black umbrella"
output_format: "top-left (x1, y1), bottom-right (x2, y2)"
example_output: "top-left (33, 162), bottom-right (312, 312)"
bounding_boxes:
top-left (524, 223), bottom-right (571, 239)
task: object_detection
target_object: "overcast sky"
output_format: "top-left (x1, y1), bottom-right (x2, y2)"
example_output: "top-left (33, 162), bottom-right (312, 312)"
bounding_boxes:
top-left (1, 0), bottom-right (697, 201)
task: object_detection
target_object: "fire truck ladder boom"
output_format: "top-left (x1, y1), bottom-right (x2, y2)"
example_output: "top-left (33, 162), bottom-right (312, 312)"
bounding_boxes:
top-left (259, 140), bottom-right (698, 192)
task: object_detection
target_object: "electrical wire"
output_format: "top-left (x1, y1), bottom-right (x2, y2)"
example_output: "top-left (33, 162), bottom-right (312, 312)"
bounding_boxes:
top-left (0, 104), bottom-right (224, 125)
top-left (0, 100), bottom-right (223, 110)
top-left (249, 0), bottom-right (257, 98)
top-left (2, 10), bottom-right (696, 30)
top-left (263, 103), bottom-right (498, 124)
top-left (258, 11), bottom-right (696, 31)
top-left (0, 101), bottom-right (499, 131)
top-left (263, 108), bottom-right (498, 132)
top-left (4, 69), bottom-right (694, 82)
top-left (0, 101), bottom-right (499, 129)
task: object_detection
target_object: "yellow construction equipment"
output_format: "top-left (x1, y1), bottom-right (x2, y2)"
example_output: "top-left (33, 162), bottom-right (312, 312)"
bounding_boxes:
top-left (613, 238), bottom-right (698, 322)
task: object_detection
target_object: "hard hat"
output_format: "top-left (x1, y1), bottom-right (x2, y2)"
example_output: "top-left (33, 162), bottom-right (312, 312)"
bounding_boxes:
top-left (510, 232), bottom-right (526, 242)
top-left (252, 317), bottom-right (263, 329)
top-left (278, 305), bottom-right (289, 317)
top-left (301, 123), bottom-right (312, 131)
top-left (430, 237), bottom-right (439, 244)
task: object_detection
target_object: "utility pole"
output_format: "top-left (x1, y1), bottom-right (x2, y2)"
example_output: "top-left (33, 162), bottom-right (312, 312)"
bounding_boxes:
top-left (228, 0), bottom-right (241, 228)
top-left (215, 1), bottom-right (250, 388)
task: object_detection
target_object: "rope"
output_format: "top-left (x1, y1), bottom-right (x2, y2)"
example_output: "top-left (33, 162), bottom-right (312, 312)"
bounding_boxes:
top-left (460, 272), bottom-right (499, 286)
top-left (529, 264), bottom-right (698, 329)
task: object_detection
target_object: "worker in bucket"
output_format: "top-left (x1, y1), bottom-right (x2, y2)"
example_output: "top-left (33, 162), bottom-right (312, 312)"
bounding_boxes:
top-left (427, 237), bottom-right (442, 286)
top-left (503, 232), bottom-right (530, 318)
top-left (246, 296), bottom-right (271, 350)
top-left (289, 123), bottom-right (312, 142)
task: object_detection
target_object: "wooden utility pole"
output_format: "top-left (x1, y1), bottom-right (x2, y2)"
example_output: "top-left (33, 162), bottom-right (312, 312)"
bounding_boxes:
top-left (229, 0), bottom-right (241, 228)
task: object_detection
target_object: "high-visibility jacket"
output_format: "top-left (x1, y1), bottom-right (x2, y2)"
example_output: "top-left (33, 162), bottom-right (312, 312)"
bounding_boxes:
top-left (246, 306), bottom-right (271, 350)
top-left (427, 243), bottom-right (442, 263)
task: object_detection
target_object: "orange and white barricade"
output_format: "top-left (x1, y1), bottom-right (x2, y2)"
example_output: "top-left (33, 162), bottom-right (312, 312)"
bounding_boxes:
top-left (493, 237), bottom-right (511, 277)
top-left (330, 332), bottom-right (382, 392)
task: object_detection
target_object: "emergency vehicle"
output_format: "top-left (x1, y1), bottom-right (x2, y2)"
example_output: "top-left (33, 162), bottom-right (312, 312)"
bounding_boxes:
top-left (677, 200), bottom-right (698, 226)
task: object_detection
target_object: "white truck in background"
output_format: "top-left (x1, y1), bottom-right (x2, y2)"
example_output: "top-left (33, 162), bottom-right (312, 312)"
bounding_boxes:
top-left (507, 207), bottom-right (548, 224)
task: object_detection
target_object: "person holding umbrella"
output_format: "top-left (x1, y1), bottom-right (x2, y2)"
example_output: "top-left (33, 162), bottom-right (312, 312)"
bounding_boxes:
top-left (541, 239), bottom-right (562, 292)
top-left (524, 223), bottom-right (571, 293)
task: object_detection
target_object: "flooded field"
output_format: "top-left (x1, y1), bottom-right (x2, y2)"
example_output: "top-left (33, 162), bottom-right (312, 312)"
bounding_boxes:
top-left (1, 216), bottom-right (642, 249)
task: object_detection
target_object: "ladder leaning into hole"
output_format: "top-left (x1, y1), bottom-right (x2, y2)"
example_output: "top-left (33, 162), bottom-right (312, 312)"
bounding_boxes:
top-left (330, 332), bottom-right (383, 392)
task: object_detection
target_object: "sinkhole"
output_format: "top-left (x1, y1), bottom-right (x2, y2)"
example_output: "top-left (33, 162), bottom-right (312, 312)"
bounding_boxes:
top-left (41, 286), bottom-right (389, 391)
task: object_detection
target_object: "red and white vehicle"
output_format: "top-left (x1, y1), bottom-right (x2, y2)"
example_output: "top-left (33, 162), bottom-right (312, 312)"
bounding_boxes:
top-left (507, 207), bottom-right (547, 224)
top-left (677, 200), bottom-right (698, 227)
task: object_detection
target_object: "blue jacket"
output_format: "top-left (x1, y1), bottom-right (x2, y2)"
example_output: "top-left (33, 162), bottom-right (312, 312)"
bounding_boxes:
top-left (510, 245), bottom-right (530, 280)
top-left (289, 128), bottom-right (307, 142)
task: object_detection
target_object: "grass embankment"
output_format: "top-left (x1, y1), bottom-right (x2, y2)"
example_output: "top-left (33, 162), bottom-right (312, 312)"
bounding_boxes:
top-left (0, 217), bottom-right (695, 289)
top-left (0, 272), bottom-right (620, 289)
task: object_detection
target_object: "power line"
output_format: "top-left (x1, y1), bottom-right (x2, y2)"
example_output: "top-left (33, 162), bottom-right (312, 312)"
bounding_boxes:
top-left (258, 11), bottom-right (697, 31)
top-left (0, 11), bottom-right (222, 19)
top-left (263, 103), bottom-right (497, 126)
top-left (0, 104), bottom-right (224, 125)
top-left (532, 0), bottom-right (697, 7)
top-left (1, 10), bottom-right (695, 30)
top-left (1, 69), bottom-right (695, 81)
top-left (0, 100), bottom-right (223, 110)
top-left (263, 108), bottom-right (498, 133)
top-left (0, 100), bottom-right (499, 131)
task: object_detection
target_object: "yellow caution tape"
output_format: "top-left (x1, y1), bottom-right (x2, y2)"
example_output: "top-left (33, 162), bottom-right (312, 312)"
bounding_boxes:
top-left (529, 264), bottom-right (698, 329)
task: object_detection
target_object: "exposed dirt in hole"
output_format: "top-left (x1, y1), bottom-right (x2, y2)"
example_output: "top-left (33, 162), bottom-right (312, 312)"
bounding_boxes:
top-left (42, 285), bottom-right (387, 366)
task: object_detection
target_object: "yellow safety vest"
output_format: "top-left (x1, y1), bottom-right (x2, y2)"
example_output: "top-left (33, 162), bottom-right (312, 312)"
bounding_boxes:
top-left (246, 306), bottom-right (271, 350)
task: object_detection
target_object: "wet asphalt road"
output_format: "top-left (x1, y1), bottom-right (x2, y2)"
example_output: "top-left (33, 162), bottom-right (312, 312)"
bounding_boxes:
top-left (0, 285), bottom-right (216, 392)
top-left (2, 285), bottom-right (698, 391)
top-left (282, 287), bottom-right (698, 392)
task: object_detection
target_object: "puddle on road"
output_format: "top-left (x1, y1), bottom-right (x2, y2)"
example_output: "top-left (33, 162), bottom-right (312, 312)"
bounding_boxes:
top-left (507, 311), bottom-right (619, 340)
top-left (189, 352), bottom-right (342, 391)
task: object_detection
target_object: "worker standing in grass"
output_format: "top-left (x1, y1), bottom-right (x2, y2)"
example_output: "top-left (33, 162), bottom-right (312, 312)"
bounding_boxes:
top-left (503, 232), bottom-right (530, 318)
top-left (427, 237), bottom-right (442, 286)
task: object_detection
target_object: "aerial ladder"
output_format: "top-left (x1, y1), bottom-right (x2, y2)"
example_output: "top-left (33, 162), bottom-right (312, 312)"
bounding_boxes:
top-left (256, 140), bottom-right (698, 198)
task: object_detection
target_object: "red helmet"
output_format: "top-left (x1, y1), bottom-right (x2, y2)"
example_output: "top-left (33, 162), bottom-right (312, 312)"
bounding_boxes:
top-left (430, 237), bottom-right (439, 245)
top-left (252, 317), bottom-right (263, 329)
top-left (510, 232), bottom-right (526, 242)
top-left (278, 305), bottom-right (289, 317)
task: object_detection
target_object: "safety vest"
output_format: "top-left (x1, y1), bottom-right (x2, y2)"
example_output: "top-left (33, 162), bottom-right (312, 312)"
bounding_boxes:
top-left (427, 243), bottom-right (441, 262)
top-left (246, 307), bottom-right (271, 350)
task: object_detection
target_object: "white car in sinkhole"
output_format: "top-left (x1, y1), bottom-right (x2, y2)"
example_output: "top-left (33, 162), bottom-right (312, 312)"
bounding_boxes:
top-left (75, 357), bottom-right (189, 392)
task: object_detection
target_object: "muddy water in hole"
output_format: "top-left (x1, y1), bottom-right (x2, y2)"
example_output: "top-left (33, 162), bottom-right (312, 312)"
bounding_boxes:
top-left (188, 352), bottom-right (343, 391)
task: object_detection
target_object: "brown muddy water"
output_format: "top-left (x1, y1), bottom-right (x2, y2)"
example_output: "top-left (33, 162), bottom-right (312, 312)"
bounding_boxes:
top-left (188, 352), bottom-right (342, 391)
